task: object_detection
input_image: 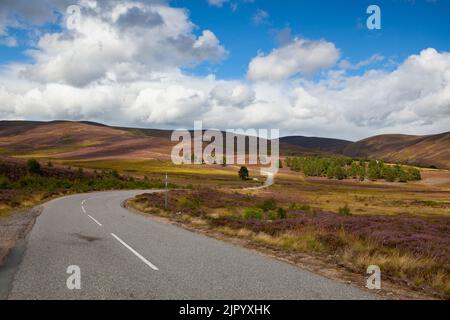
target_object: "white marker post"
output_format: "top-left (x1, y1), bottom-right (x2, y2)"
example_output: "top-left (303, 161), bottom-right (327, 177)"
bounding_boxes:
top-left (165, 172), bottom-right (168, 210)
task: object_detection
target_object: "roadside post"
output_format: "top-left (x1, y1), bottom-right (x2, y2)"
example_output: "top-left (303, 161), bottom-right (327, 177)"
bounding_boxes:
top-left (165, 172), bottom-right (168, 210)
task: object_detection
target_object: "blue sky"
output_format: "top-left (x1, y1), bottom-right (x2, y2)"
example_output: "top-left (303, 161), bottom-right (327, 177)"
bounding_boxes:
top-left (2, 0), bottom-right (449, 78)
top-left (0, 0), bottom-right (449, 139)
top-left (174, 0), bottom-right (450, 79)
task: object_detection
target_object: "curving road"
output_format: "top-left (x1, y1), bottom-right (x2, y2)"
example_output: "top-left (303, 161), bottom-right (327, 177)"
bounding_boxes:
top-left (3, 190), bottom-right (376, 300)
top-left (244, 172), bottom-right (275, 191)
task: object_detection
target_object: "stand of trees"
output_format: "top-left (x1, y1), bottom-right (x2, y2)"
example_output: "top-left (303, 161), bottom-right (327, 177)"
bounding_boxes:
top-left (285, 156), bottom-right (421, 182)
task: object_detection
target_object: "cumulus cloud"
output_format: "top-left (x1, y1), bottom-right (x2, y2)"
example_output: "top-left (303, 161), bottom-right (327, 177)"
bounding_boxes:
top-left (1, 48), bottom-right (450, 139)
top-left (0, 1), bottom-right (449, 140)
top-left (210, 83), bottom-right (256, 108)
top-left (323, 48), bottom-right (450, 129)
top-left (18, 2), bottom-right (226, 87)
top-left (247, 38), bottom-right (341, 82)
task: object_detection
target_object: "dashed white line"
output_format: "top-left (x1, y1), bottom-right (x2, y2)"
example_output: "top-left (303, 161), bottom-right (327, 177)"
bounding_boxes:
top-left (81, 206), bottom-right (86, 214)
top-left (87, 215), bottom-right (103, 227)
top-left (110, 233), bottom-right (159, 271)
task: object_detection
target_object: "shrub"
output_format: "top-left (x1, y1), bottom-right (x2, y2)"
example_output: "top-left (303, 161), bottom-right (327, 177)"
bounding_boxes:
top-left (177, 196), bottom-right (202, 209)
top-left (266, 210), bottom-right (278, 220)
top-left (338, 204), bottom-right (351, 216)
top-left (277, 207), bottom-right (287, 219)
top-left (295, 203), bottom-right (311, 211)
top-left (257, 198), bottom-right (277, 212)
top-left (27, 159), bottom-right (41, 174)
top-left (47, 161), bottom-right (53, 168)
top-left (243, 207), bottom-right (264, 220)
top-left (407, 167), bottom-right (422, 181)
top-left (110, 170), bottom-right (120, 179)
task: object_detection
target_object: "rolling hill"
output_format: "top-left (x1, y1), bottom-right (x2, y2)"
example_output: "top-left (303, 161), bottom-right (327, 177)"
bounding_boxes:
top-left (343, 132), bottom-right (450, 169)
top-left (0, 120), bottom-right (448, 169)
top-left (0, 121), bottom-right (174, 161)
top-left (280, 136), bottom-right (352, 154)
top-left (0, 120), bottom-right (342, 161)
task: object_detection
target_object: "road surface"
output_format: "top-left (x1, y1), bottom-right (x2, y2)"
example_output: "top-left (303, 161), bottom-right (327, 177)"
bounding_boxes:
top-left (3, 190), bottom-right (376, 300)
top-left (244, 172), bottom-right (274, 191)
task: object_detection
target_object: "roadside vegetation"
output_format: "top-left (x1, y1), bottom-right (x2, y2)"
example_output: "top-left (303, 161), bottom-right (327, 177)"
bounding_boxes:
top-left (59, 159), bottom-right (262, 188)
top-left (0, 158), bottom-right (169, 217)
top-left (128, 188), bottom-right (450, 299)
top-left (286, 156), bottom-right (421, 182)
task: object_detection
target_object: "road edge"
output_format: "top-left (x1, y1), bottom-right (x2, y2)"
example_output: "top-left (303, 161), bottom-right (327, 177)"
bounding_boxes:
top-left (123, 196), bottom-right (436, 301)
top-left (0, 206), bottom-right (43, 300)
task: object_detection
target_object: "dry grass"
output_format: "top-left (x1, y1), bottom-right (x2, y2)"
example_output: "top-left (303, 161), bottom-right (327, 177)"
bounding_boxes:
top-left (270, 173), bottom-right (450, 218)
top-left (215, 226), bottom-right (450, 298)
top-left (128, 185), bottom-right (450, 299)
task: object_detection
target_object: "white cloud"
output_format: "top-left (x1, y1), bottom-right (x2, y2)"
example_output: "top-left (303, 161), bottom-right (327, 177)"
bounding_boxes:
top-left (0, 2), bottom-right (449, 141)
top-left (130, 85), bottom-right (209, 125)
top-left (0, 36), bottom-right (17, 47)
top-left (207, 0), bottom-right (229, 7)
top-left (0, 0), bottom-right (72, 36)
top-left (1, 48), bottom-right (450, 140)
top-left (247, 38), bottom-right (341, 82)
top-left (325, 48), bottom-right (450, 129)
top-left (16, 1), bottom-right (227, 87)
top-left (210, 83), bottom-right (255, 108)
top-left (252, 9), bottom-right (269, 25)
top-left (339, 54), bottom-right (385, 70)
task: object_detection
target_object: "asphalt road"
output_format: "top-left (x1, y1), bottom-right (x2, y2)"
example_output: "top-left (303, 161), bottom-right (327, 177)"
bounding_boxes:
top-left (4, 190), bottom-right (376, 300)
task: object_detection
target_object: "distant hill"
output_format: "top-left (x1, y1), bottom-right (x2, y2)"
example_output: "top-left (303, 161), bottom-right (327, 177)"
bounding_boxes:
top-left (0, 121), bottom-right (343, 160)
top-left (0, 120), bottom-right (174, 161)
top-left (343, 132), bottom-right (450, 169)
top-left (0, 121), bottom-right (448, 169)
top-left (280, 136), bottom-right (352, 155)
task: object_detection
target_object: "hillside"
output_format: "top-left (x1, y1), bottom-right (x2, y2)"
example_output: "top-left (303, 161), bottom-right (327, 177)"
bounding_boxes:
top-left (280, 136), bottom-right (352, 155)
top-left (0, 121), bottom-right (337, 161)
top-left (343, 132), bottom-right (450, 169)
top-left (0, 121), bottom-right (174, 161)
top-left (0, 121), bottom-right (448, 169)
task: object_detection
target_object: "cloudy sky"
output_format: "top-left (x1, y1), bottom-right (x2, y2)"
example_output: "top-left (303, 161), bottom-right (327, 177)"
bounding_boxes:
top-left (0, 0), bottom-right (449, 140)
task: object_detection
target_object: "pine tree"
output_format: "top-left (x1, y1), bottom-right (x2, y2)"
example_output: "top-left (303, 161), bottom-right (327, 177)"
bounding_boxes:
top-left (238, 166), bottom-right (249, 180)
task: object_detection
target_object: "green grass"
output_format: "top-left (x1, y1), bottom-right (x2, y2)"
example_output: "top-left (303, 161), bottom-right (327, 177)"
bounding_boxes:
top-left (57, 159), bottom-right (263, 188)
top-left (0, 174), bottom-right (167, 193)
top-left (61, 159), bottom-right (234, 175)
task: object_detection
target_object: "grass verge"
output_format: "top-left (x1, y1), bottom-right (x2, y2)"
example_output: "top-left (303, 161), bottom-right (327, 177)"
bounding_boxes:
top-left (127, 188), bottom-right (450, 299)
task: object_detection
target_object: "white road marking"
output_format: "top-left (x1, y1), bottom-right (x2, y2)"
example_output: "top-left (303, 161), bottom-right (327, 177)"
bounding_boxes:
top-left (88, 215), bottom-right (103, 227)
top-left (110, 233), bottom-right (159, 271)
top-left (81, 206), bottom-right (86, 214)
